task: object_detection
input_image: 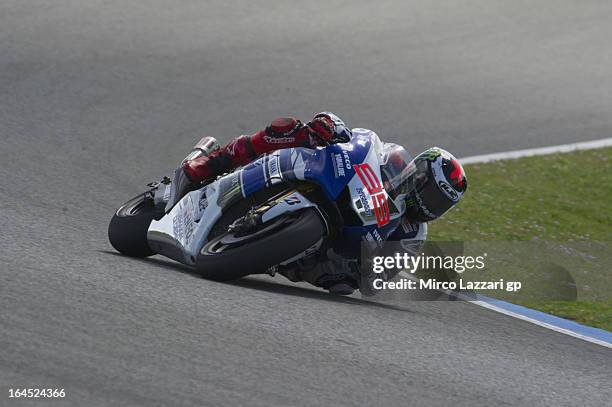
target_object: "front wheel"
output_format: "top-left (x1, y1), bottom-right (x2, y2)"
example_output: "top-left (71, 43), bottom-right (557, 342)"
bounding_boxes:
top-left (108, 192), bottom-right (165, 257)
top-left (196, 208), bottom-right (326, 281)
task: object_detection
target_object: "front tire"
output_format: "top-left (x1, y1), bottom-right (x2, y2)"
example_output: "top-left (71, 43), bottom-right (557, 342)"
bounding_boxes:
top-left (196, 208), bottom-right (326, 281)
top-left (108, 192), bottom-right (165, 257)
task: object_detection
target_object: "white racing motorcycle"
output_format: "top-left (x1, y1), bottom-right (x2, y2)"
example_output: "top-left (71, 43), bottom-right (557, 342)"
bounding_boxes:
top-left (108, 129), bottom-right (413, 281)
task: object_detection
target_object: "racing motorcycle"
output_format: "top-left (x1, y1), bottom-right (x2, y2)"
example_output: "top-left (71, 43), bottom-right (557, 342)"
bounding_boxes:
top-left (108, 129), bottom-right (413, 281)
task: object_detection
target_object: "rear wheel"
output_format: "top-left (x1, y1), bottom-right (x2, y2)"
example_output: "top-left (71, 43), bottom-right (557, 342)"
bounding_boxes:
top-left (108, 192), bottom-right (165, 257)
top-left (196, 208), bottom-right (326, 281)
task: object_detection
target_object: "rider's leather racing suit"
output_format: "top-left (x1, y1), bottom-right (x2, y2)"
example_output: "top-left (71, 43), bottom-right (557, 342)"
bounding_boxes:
top-left (183, 112), bottom-right (427, 296)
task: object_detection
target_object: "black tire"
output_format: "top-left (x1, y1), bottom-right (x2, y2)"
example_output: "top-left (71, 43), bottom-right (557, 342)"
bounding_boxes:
top-left (108, 192), bottom-right (165, 257)
top-left (196, 208), bottom-right (326, 281)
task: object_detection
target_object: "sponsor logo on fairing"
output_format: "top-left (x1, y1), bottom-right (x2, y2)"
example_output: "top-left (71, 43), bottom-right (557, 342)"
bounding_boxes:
top-left (172, 199), bottom-right (195, 245)
top-left (269, 155), bottom-right (279, 176)
top-left (198, 193), bottom-right (208, 211)
top-left (357, 187), bottom-right (372, 217)
top-left (364, 229), bottom-right (383, 249)
top-left (333, 154), bottom-right (346, 177)
top-left (342, 150), bottom-right (351, 169)
top-left (265, 154), bottom-right (282, 185)
top-left (231, 174), bottom-right (239, 187)
top-left (283, 195), bottom-right (301, 206)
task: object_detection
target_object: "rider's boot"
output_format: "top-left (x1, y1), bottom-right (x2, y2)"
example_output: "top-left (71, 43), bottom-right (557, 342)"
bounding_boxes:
top-left (164, 136), bottom-right (220, 212)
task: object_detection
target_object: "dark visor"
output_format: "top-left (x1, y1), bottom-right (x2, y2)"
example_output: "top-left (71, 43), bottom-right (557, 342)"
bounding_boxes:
top-left (414, 160), bottom-right (455, 218)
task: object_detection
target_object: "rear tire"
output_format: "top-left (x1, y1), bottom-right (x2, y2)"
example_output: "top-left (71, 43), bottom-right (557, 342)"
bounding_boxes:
top-left (196, 208), bottom-right (326, 281)
top-left (108, 192), bottom-right (165, 257)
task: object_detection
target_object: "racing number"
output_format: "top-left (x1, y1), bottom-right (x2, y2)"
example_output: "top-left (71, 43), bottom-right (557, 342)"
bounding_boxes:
top-left (353, 163), bottom-right (390, 227)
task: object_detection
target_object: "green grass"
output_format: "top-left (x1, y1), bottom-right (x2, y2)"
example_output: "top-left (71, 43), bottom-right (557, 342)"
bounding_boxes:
top-left (428, 147), bottom-right (612, 331)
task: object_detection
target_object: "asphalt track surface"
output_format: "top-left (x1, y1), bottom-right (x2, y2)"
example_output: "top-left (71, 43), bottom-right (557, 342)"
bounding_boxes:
top-left (1, 1), bottom-right (611, 406)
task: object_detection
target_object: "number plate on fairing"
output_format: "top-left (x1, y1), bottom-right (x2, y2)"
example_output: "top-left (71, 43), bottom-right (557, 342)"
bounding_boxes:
top-left (344, 131), bottom-right (392, 227)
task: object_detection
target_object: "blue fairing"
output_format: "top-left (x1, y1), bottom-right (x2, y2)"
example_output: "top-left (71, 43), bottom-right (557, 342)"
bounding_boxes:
top-left (278, 140), bottom-right (371, 199)
top-left (233, 132), bottom-right (402, 256)
top-left (240, 157), bottom-right (268, 197)
top-left (238, 134), bottom-right (372, 200)
top-left (332, 215), bottom-right (402, 258)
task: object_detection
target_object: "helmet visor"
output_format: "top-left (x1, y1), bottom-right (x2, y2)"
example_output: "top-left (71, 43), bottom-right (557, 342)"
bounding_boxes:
top-left (412, 159), bottom-right (455, 219)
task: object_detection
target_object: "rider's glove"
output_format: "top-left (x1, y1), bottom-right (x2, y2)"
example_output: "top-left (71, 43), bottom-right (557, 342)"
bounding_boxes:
top-left (306, 115), bottom-right (335, 145)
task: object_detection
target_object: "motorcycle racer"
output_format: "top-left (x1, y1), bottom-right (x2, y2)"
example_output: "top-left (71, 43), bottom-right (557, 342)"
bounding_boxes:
top-left (166, 112), bottom-right (349, 211)
top-left (166, 112), bottom-right (467, 296)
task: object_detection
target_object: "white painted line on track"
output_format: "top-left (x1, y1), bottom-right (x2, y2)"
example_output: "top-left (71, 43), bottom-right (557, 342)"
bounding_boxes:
top-left (460, 137), bottom-right (612, 164)
top-left (397, 272), bottom-right (612, 348)
top-left (465, 295), bottom-right (612, 349)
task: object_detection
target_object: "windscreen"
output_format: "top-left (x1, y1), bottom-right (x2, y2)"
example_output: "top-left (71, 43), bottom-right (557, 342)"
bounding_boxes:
top-left (380, 143), bottom-right (417, 200)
